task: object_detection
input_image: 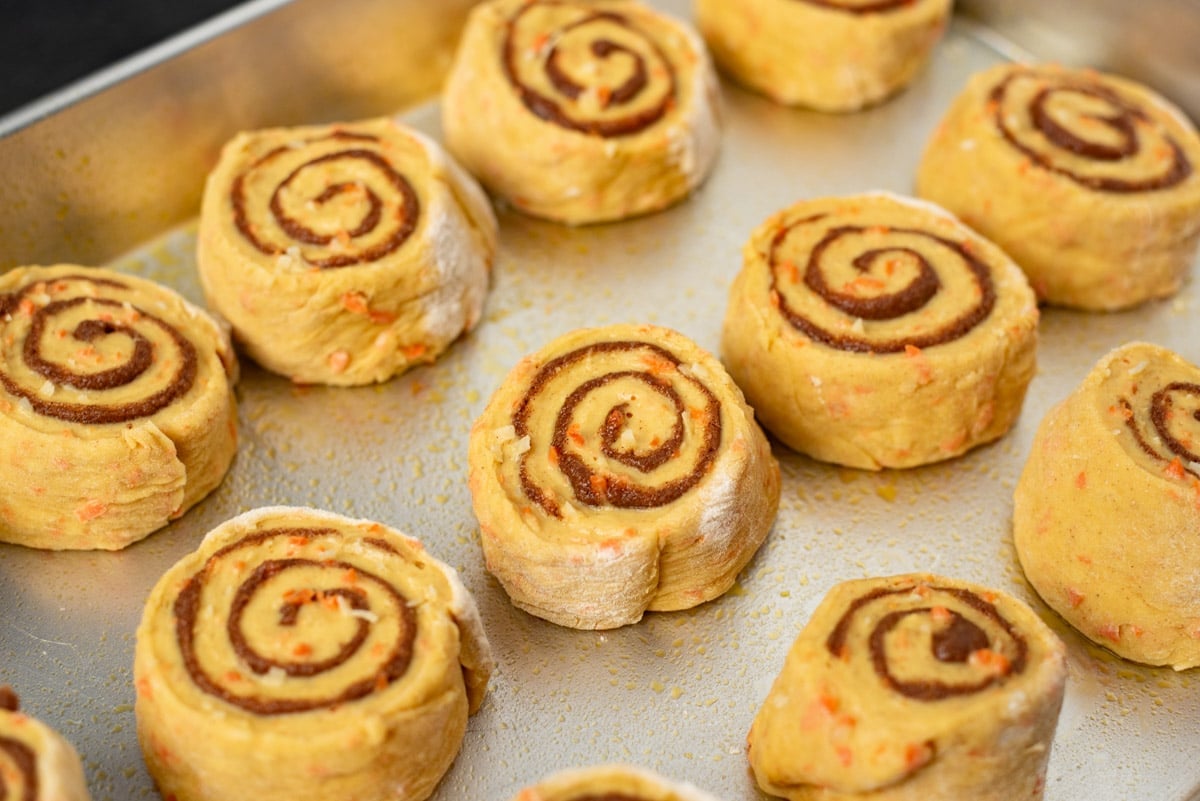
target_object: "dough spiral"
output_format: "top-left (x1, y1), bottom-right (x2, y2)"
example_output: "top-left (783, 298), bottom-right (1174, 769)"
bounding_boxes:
top-left (1014, 342), bottom-right (1200, 669)
top-left (134, 507), bottom-right (493, 801)
top-left (510, 764), bottom-right (725, 801)
top-left (917, 64), bottom-right (1200, 310)
top-left (198, 117), bottom-right (496, 385)
top-left (695, 0), bottom-right (951, 112)
top-left (442, 0), bottom-right (720, 224)
top-left (0, 265), bottom-right (237, 550)
top-left (468, 324), bottom-right (779, 629)
top-left (721, 193), bottom-right (1038, 470)
top-left (0, 687), bottom-right (92, 801)
top-left (748, 574), bottom-right (1067, 801)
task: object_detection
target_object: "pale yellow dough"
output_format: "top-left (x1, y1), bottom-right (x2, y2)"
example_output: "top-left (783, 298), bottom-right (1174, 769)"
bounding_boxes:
top-left (0, 688), bottom-right (93, 801)
top-left (1014, 342), bottom-right (1200, 669)
top-left (197, 117), bottom-right (496, 385)
top-left (917, 63), bottom-right (1200, 311)
top-left (721, 192), bottom-right (1038, 470)
top-left (748, 573), bottom-right (1067, 801)
top-left (0, 265), bottom-right (238, 550)
top-left (134, 507), bottom-right (494, 801)
top-left (442, 0), bottom-right (721, 224)
top-left (695, 0), bottom-right (951, 112)
top-left (511, 764), bottom-right (725, 801)
top-left (468, 323), bottom-right (780, 629)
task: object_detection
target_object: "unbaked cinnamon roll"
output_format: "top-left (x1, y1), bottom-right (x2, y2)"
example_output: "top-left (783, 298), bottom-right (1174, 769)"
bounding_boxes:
top-left (695, 0), bottom-right (952, 112)
top-left (1014, 342), bottom-right (1200, 669)
top-left (442, 0), bottom-right (721, 224)
top-left (511, 764), bottom-right (724, 801)
top-left (0, 265), bottom-right (237, 550)
top-left (0, 687), bottom-right (93, 801)
top-left (197, 117), bottom-right (496, 385)
top-left (721, 192), bottom-right (1038, 470)
top-left (134, 507), bottom-right (493, 801)
top-left (748, 574), bottom-right (1067, 801)
top-left (917, 63), bottom-right (1200, 311)
top-left (468, 323), bottom-right (779, 629)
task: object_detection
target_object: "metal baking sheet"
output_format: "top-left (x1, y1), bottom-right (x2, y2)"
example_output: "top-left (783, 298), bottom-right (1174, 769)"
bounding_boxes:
top-left (2, 4), bottom-right (1199, 801)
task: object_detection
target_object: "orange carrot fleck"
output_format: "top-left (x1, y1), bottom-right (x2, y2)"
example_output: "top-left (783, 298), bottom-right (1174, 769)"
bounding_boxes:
top-left (1067, 587), bottom-right (1085, 608)
top-left (836, 745), bottom-right (853, 767)
top-left (904, 344), bottom-right (922, 358)
top-left (969, 648), bottom-right (1012, 675)
top-left (1075, 471), bottom-right (1087, 489)
top-left (548, 446), bottom-right (560, 466)
top-left (596, 85), bottom-right (613, 108)
top-left (818, 693), bottom-right (839, 714)
top-left (225, 670), bottom-right (243, 683)
top-left (905, 742), bottom-right (931, 769)
top-left (1099, 624), bottom-right (1121, 643)
top-left (589, 474), bottom-right (609, 496)
top-left (930, 606), bottom-right (951, 624)
top-left (782, 260), bottom-right (800, 283)
top-left (1166, 458), bottom-right (1186, 479)
top-left (293, 643), bottom-right (313, 657)
top-left (341, 292), bottom-right (369, 314)
top-left (374, 673), bottom-right (389, 692)
top-left (402, 343), bottom-right (428, 360)
top-left (567, 423), bottom-right (585, 446)
top-left (75, 500), bottom-right (107, 522)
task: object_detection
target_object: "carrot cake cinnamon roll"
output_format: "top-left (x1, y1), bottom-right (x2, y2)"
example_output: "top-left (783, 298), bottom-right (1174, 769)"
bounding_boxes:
top-left (0, 265), bottom-right (237, 550)
top-left (511, 764), bottom-right (724, 801)
top-left (917, 63), bottom-right (1200, 310)
top-left (1014, 342), bottom-right (1200, 669)
top-left (721, 192), bottom-right (1038, 470)
top-left (441, 0), bottom-right (721, 224)
top-left (468, 323), bottom-right (779, 629)
top-left (748, 574), bottom-right (1067, 801)
top-left (0, 687), bottom-right (93, 801)
top-left (134, 507), bottom-right (493, 801)
top-left (197, 117), bottom-right (496, 385)
top-left (695, 0), bottom-right (952, 112)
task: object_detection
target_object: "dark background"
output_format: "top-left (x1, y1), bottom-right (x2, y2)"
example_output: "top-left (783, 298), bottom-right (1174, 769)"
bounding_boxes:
top-left (0, 0), bottom-right (244, 115)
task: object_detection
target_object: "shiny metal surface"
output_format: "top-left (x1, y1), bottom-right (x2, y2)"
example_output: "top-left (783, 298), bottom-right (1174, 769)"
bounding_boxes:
top-left (2, 3), bottom-right (1200, 801)
top-left (0, 0), bottom-right (480, 271)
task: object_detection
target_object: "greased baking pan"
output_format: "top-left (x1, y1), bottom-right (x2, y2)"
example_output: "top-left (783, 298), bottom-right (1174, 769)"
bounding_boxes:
top-left (2, 2), bottom-right (1200, 800)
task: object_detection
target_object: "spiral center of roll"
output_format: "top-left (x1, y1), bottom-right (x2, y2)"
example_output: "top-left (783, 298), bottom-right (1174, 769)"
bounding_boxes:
top-left (174, 528), bottom-right (418, 715)
top-left (990, 70), bottom-right (1193, 193)
top-left (231, 133), bottom-right (421, 269)
top-left (770, 217), bottom-right (995, 353)
top-left (0, 278), bottom-right (198, 425)
top-left (502, 2), bottom-right (677, 137)
top-left (513, 341), bottom-right (722, 518)
top-left (827, 585), bottom-right (1027, 701)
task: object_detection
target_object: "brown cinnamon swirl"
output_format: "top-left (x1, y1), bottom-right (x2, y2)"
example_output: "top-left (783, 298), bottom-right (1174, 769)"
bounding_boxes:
top-left (0, 265), bottom-right (237, 550)
top-left (748, 574), bottom-right (1067, 801)
top-left (134, 507), bottom-right (493, 801)
top-left (917, 63), bottom-right (1200, 310)
top-left (197, 117), bottom-right (496, 385)
top-left (1014, 342), bottom-right (1200, 669)
top-left (721, 193), bottom-right (1038, 470)
top-left (467, 323), bottom-right (779, 629)
top-left (0, 687), bottom-right (92, 801)
top-left (442, 0), bottom-right (720, 224)
top-left (695, 0), bottom-right (951, 112)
